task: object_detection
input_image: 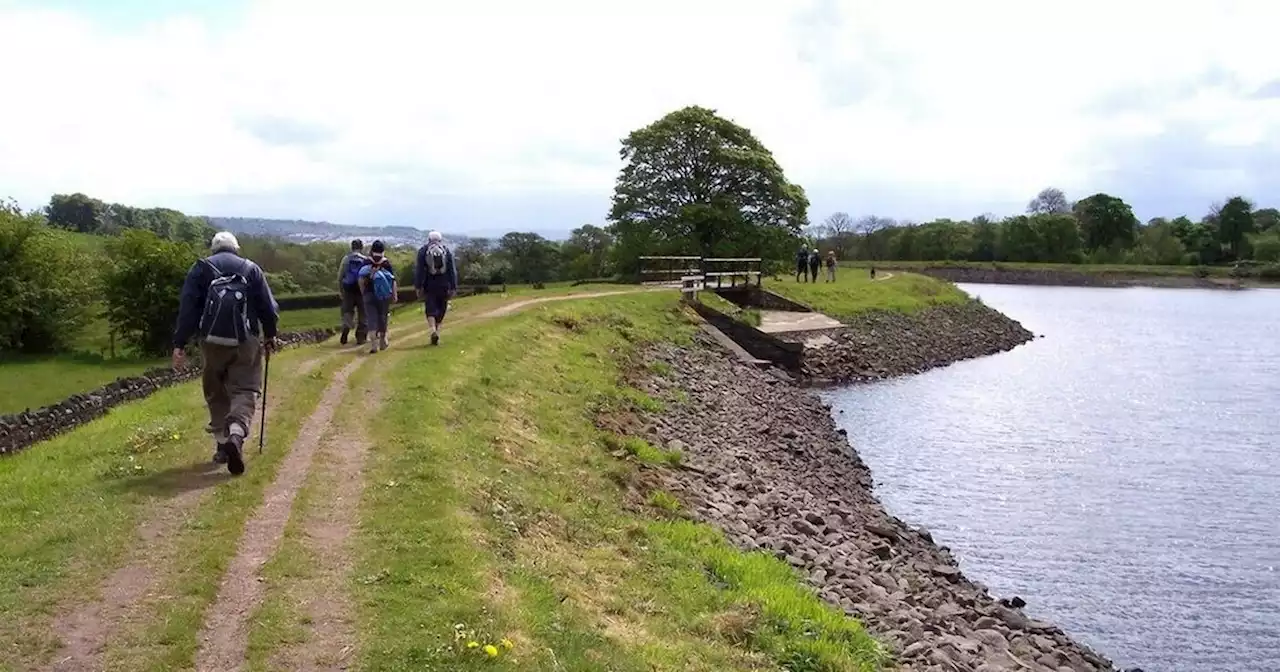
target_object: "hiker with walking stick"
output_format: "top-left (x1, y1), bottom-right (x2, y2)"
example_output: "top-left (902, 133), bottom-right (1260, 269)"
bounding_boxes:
top-left (171, 231), bottom-right (280, 475)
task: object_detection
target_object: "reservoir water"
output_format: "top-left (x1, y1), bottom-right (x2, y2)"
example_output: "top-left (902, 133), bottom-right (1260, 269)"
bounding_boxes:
top-left (822, 284), bottom-right (1280, 672)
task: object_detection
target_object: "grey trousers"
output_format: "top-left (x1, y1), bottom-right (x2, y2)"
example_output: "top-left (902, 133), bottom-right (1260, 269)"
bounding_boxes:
top-left (340, 285), bottom-right (368, 341)
top-left (201, 336), bottom-right (263, 438)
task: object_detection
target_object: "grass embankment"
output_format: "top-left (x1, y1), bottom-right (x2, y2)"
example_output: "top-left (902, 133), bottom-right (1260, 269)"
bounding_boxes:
top-left (764, 272), bottom-right (968, 320)
top-left (699, 292), bottom-right (762, 326)
top-left (255, 293), bottom-right (884, 670)
top-left (0, 291), bottom-right (886, 671)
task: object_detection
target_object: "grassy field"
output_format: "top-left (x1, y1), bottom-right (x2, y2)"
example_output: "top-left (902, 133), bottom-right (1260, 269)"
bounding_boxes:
top-left (0, 290), bottom-right (887, 671)
top-left (839, 259), bottom-right (1237, 277)
top-left (764, 271), bottom-right (968, 319)
top-left (0, 354), bottom-right (167, 414)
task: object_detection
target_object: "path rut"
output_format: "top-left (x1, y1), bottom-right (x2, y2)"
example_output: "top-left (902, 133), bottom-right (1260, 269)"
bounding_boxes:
top-left (194, 358), bottom-right (365, 672)
top-left (43, 350), bottom-right (329, 672)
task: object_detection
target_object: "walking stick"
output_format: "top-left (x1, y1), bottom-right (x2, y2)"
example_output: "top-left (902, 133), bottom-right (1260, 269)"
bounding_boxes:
top-left (259, 347), bottom-right (271, 454)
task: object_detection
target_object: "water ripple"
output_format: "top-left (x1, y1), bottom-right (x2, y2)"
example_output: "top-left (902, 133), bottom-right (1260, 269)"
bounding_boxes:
top-left (824, 284), bottom-right (1280, 672)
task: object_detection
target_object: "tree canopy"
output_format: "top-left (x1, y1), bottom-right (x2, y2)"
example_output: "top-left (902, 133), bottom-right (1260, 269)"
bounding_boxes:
top-left (1074, 193), bottom-right (1139, 251)
top-left (608, 106), bottom-right (808, 275)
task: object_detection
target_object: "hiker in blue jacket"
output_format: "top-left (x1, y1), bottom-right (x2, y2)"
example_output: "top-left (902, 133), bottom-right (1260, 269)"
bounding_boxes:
top-left (337, 239), bottom-right (369, 345)
top-left (414, 230), bottom-right (457, 346)
top-left (358, 240), bottom-right (398, 354)
top-left (172, 231), bottom-right (280, 475)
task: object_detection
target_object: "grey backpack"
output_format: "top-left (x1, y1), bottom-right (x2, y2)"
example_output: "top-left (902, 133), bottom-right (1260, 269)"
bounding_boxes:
top-left (198, 259), bottom-right (252, 346)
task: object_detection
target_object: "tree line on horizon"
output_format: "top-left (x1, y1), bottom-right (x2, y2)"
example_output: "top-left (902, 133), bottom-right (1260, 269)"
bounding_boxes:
top-left (6, 103), bottom-right (1277, 356)
top-left (0, 194), bottom-right (618, 357)
top-left (806, 188), bottom-right (1280, 268)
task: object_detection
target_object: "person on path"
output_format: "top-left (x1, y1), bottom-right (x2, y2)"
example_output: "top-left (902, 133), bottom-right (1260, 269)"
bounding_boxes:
top-left (794, 246), bottom-right (809, 282)
top-left (808, 248), bottom-right (821, 283)
top-left (870, 266), bottom-right (876, 280)
top-left (414, 230), bottom-right (458, 346)
top-left (172, 231), bottom-right (279, 475)
top-left (358, 240), bottom-right (398, 353)
top-left (337, 239), bottom-right (369, 345)
top-left (825, 251), bottom-right (837, 282)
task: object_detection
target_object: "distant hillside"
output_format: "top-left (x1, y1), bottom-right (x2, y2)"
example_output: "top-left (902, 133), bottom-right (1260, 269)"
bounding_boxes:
top-left (206, 217), bottom-right (442, 247)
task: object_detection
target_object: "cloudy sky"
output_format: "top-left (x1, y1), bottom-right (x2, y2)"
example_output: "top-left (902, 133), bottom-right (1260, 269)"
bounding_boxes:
top-left (1, 0), bottom-right (1278, 238)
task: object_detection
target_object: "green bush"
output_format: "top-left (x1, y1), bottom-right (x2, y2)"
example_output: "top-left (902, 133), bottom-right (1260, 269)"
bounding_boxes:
top-left (0, 201), bottom-right (97, 353)
top-left (102, 229), bottom-right (200, 356)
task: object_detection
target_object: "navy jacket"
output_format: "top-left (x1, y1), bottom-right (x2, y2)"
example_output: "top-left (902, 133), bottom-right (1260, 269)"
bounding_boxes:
top-left (414, 244), bottom-right (458, 294)
top-left (172, 251), bottom-right (280, 348)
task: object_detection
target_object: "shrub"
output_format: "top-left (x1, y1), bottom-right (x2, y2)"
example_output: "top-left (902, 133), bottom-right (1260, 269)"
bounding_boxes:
top-left (0, 201), bottom-right (97, 352)
top-left (102, 229), bottom-right (200, 355)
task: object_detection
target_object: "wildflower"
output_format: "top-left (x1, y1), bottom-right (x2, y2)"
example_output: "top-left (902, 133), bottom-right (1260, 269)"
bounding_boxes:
top-left (467, 641), bottom-right (480, 649)
top-left (171, 433), bottom-right (181, 440)
top-left (501, 638), bottom-right (515, 650)
top-left (484, 644), bottom-right (499, 657)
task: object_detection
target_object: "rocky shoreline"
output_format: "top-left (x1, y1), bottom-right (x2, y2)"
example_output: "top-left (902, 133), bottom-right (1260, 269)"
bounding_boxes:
top-left (607, 334), bottom-right (1138, 672)
top-left (780, 301), bottom-right (1035, 384)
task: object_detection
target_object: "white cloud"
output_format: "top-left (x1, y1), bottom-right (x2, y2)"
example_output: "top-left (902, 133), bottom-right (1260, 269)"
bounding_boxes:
top-left (1, 0), bottom-right (1278, 230)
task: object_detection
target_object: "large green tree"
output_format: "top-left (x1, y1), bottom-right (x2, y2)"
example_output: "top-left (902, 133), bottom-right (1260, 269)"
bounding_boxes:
top-left (0, 201), bottom-right (97, 352)
top-left (1214, 196), bottom-right (1255, 259)
top-left (608, 106), bottom-right (808, 275)
top-left (1073, 193), bottom-right (1139, 250)
top-left (497, 232), bottom-right (560, 285)
top-left (1255, 207), bottom-right (1280, 232)
top-left (102, 229), bottom-right (200, 355)
top-left (561, 224), bottom-right (614, 280)
top-left (46, 193), bottom-right (106, 233)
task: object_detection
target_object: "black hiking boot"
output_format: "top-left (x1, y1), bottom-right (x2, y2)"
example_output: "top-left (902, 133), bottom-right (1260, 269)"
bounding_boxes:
top-left (212, 447), bottom-right (229, 464)
top-left (223, 434), bottom-right (246, 476)
top-left (340, 327), bottom-right (349, 345)
top-left (430, 332), bottom-right (439, 346)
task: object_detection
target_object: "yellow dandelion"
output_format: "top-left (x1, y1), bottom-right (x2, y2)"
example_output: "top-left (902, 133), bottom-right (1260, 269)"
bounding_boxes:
top-left (484, 644), bottom-right (499, 657)
top-left (501, 638), bottom-right (515, 650)
top-left (466, 641), bottom-right (480, 649)
top-left (171, 433), bottom-right (181, 440)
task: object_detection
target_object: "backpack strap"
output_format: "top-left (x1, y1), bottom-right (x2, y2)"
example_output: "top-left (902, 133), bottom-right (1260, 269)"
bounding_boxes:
top-left (204, 256), bottom-right (251, 281)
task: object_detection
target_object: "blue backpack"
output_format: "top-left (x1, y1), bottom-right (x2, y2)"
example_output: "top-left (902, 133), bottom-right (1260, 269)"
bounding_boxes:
top-left (342, 253), bottom-right (368, 287)
top-left (372, 267), bottom-right (396, 300)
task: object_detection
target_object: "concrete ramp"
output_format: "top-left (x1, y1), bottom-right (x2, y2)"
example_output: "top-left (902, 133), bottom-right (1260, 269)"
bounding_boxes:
top-left (757, 310), bottom-right (844, 334)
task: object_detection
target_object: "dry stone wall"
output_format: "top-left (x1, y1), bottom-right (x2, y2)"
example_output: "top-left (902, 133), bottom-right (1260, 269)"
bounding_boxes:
top-left (0, 329), bottom-right (336, 456)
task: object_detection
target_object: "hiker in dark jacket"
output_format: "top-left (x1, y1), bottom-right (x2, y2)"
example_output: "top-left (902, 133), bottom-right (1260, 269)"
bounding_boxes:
top-left (172, 231), bottom-right (280, 475)
top-left (808, 248), bottom-right (821, 282)
top-left (795, 246), bottom-right (809, 282)
top-left (358, 240), bottom-right (398, 354)
top-left (337, 239), bottom-right (369, 345)
top-left (413, 230), bottom-right (458, 346)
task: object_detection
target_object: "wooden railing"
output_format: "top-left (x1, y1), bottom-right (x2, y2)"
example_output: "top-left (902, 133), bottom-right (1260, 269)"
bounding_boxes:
top-left (638, 255), bottom-right (762, 301)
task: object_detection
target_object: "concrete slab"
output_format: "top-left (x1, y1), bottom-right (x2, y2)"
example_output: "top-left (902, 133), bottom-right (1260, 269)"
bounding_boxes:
top-left (697, 324), bottom-right (771, 367)
top-left (757, 310), bottom-right (845, 334)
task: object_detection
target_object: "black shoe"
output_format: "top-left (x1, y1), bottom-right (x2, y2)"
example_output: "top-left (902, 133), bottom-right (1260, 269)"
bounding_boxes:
top-left (340, 327), bottom-right (349, 345)
top-left (212, 447), bottom-right (229, 464)
top-left (224, 435), bottom-right (246, 475)
top-left (430, 332), bottom-right (439, 346)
